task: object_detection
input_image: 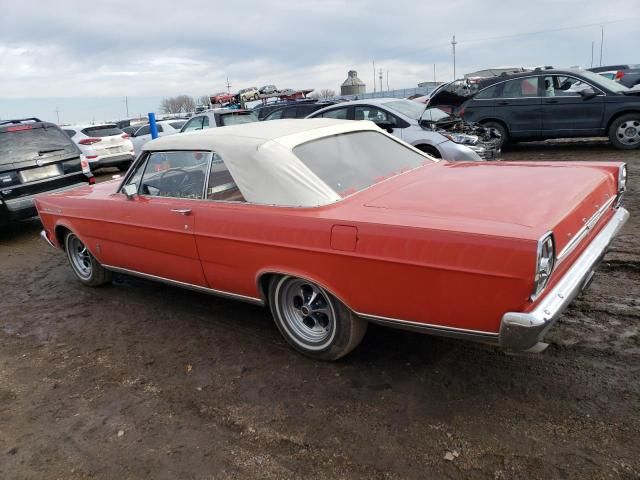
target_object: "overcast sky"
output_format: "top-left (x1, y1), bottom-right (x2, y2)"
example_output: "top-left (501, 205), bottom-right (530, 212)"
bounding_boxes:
top-left (1, 0), bottom-right (639, 123)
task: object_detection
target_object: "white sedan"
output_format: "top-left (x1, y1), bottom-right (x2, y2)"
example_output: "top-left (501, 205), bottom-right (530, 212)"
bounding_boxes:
top-left (63, 124), bottom-right (135, 172)
top-left (130, 120), bottom-right (186, 154)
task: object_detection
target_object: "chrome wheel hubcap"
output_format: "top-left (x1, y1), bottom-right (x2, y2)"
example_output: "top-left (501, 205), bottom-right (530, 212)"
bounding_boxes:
top-left (68, 236), bottom-right (92, 279)
top-left (278, 278), bottom-right (335, 346)
top-left (617, 120), bottom-right (640, 145)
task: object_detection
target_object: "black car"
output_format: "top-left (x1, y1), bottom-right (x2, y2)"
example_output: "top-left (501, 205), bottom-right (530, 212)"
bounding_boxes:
top-left (428, 69), bottom-right (640, 149)
top-left (262, 101), bottom-right (337, 120)
top-left (0, 118), bottom-right (93, 227)
top-left (252, 99), bottom-right (323, 120)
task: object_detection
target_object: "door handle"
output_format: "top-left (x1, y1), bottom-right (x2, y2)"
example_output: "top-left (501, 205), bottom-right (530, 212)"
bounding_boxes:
top-left (171, 208), bottom-right (192, 216)
top-left (497, 101), bottom-right (510, 106)
top-left (544, 99), bottom-right (559, 104)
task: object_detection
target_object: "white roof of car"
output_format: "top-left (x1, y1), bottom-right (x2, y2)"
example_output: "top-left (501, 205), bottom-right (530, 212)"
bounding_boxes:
top-left (143, 119), bottom-right (387, 207)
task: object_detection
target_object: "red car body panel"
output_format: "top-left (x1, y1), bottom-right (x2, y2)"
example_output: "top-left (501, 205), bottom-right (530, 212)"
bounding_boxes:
top-left (36, 160), bottom-right (623, 335)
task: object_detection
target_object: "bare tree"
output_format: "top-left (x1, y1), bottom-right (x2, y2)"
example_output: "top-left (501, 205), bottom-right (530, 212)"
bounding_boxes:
top-left (158, 95), bottom-right (197, 113)
top-left (196, 95), bottom-right (211, 106)
top-left (310, 89), bottom-right (336, 100)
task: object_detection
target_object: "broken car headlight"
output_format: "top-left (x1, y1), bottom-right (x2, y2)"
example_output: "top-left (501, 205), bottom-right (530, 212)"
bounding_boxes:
top-left (443, 133), bottom-right (479, 146)
top-left (531, 232), bottom-right (555, 301)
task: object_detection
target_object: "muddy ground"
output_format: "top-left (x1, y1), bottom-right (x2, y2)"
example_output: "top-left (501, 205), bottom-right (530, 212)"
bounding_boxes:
top-left (1, 139), bottom-right (639, 479)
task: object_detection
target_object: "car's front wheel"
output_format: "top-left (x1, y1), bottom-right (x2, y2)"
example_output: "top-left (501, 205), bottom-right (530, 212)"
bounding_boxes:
top-left (481, 120), bottom-right (509, 149)
top-left (268, 276), bottom-right (367, 360)
top-left (609, 114), bottom-right (640, 149)
top-left (64, 232), bottom-right (112, 287)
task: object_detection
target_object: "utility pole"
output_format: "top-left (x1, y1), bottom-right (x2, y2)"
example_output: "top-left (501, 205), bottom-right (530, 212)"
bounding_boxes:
top-left (451, 34), bottom-right (457, 80)
top-left (590, 41), bottom-right (594, 68)
top-left (372, 60), bottom-right (376, 93)
top-left (599, 25), bottom-right (604, 66)
top-left (433, 63), bottom-right (436, 83)
top-left (386, 70), bottom-right (389, 91)
top-left (378, 69), bottom-right (383, 93)
top-left (55, 107), bottom-right (60, 124)
top-left (225, 77), bottom-right (232, 93)
top-left (125, 96), bottom-right (129, 118)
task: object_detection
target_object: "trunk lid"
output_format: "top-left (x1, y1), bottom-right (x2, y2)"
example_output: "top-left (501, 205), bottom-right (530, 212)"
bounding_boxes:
top-left (362, 162), bottom-right (618, 250)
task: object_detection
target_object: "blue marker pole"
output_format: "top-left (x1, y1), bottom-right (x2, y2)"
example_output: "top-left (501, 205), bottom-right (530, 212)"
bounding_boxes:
top-left (148, 112), bottom-right (159, 139)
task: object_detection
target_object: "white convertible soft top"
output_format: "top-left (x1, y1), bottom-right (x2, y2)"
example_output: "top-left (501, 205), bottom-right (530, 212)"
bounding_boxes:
top-left (143, 119), bottom-right (386, 207)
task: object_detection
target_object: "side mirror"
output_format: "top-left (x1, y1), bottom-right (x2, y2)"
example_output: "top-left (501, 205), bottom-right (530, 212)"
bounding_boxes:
top-left (376, 121), bottom-right (395, 133)
top-left (579, 87), bottom-right (597, 100)
top-left (123, 183), bottom-right (138, 199)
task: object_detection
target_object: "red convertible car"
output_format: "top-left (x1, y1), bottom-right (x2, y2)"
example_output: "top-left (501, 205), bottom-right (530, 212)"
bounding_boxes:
top-left (36, 119), bottom-right (629, 360)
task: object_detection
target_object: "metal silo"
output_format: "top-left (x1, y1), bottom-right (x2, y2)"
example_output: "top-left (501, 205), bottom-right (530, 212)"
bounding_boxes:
top-left (340, 70), bottom-right (366, 96)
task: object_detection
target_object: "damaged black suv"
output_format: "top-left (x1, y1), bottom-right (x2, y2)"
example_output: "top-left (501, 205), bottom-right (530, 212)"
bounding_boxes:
top-left (0, 118), bottom-right (93, 227)
top-left (428, 68), bottom-right (640, 149)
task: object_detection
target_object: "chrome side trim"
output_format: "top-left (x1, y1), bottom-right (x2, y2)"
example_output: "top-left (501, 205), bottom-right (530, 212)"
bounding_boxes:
top-left (557, 196), bottom-right (616, 263)
top-left (357, 312), bottom-right (499, 344)
top-left (102, 265), bottom-right (264, 306)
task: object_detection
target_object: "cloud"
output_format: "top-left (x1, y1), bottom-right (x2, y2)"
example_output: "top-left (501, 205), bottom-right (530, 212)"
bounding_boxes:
top-left (0, 0), bottom-right (638, 120)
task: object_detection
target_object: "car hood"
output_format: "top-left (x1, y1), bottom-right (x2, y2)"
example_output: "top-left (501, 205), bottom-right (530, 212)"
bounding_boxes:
top-left (426, 81), bottom-right (474, 109)
top-left (361, 161), bottom-right (617, 248)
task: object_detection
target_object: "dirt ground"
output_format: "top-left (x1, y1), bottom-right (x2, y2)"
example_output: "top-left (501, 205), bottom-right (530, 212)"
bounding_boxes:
top-left (1, 139), bottom-right (639, 480)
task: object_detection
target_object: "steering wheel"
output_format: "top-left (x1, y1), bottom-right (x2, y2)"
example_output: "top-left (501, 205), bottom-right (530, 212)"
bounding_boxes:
top-left (158, 168), bottom-right (191, 195)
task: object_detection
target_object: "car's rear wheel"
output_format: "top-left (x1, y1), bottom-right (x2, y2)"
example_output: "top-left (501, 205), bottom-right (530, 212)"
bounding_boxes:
top-left (64, 232), bottom-right (112, 287)
top-left (609, 114), bottom-right (640, 149)
top-left (268, 276), bottom-right (367, 360)
top-left (481, 121), bottom-right (509, 149)
top-left (416, 144), bottom-right (442, 158)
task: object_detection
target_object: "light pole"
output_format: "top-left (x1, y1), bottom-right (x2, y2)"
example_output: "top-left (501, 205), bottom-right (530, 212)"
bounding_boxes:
top-left (452, 35), bottom-right (457, 80)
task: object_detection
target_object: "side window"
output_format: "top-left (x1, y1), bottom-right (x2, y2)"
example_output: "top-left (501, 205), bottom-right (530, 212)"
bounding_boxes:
top-left (123, 154), bottom-right (149, 192)
top-left (499, 77), bottom-right (539, 98)
top-left (63, 129), bottom-right (75, 138)
top-left (547, 76), bottom-right (592, 96)
top-left (137, 151), bottom-right (210, 199)
top-left (475, 85), bottom-right (498, 99)
top-left (182, 117), bottom-right (204, 132)
top-left (354, 106), bottom-right (394, 124)
top-left (156, 124), bottom-right (164, 133)
top-left (207, 153), bottom-right (245, 202)
top-left (283, 107), bottom-right (298, 119)
top-left (320, 108), bottom-right (348, 119)
top-left (202, 116), bottom-right (210, 128)
top-left (266, 109), bottom-right (284, 120)
top-left (136, 125), bottom-right (150, 136)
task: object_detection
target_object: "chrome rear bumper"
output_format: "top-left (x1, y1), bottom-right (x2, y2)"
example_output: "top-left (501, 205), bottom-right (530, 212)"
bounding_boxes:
top-left (499, 207), bottom-right (629, 351)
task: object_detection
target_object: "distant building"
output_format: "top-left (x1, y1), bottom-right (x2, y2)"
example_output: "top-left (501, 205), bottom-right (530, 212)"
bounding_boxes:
top-left (341, 70), bottom-right (366, 95)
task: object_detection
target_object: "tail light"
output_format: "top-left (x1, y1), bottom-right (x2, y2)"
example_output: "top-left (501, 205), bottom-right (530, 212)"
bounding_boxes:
top-left (615, 70), bottom-right (625, 81)
top-left (89, 177), bottom-right (96, 185)
top-left (457, 106), bottom-right (466, 117)
top-left (80, 155), bottom-right (92, 174)
top-left (7, 125), bottom-right (33, 132)
top-left (79, 137), bottom-right (102, 145)
top-left (121, 133), bottom-right (130, 139)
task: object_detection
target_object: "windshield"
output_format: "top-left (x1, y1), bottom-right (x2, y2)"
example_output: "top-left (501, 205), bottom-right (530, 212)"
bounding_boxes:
top-left (293, 131), bottom-right (432, 197)
top-left (576, 70), bottom-right (629, 93)
top-left (383, 99), bottom-right (425, 121)
top-left (0, 125), bottom-right (78, 164)
top-left (221, 112), bottom-right (257, 126)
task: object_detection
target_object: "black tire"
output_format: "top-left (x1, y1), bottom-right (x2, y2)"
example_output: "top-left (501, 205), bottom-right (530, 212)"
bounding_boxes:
top-left (415, 144), bottom-right (442, 159)
top-left (608, 113), bottom-right (640, 150)
top-left (64, 232), bottom-right (112, 287)
top-left (268, 276), bottom-right (367, 360)
top-left (481, 121), bottom-right (509, 149)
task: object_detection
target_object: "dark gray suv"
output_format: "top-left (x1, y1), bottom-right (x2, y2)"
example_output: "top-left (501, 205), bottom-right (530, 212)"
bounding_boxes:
top-left (428, 69), bottom-right (640, 149)
top-left (0, 118), bottom-right (93, 227)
